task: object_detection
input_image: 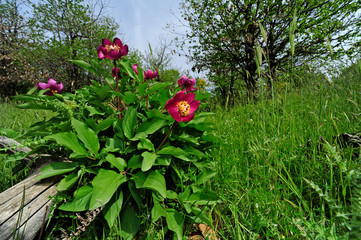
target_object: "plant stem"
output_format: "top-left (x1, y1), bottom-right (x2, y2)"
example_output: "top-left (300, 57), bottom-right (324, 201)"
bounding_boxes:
top-left (156, 122), bottom-right (178, 152)
top-left (114, 60), bottom-right (121, 119)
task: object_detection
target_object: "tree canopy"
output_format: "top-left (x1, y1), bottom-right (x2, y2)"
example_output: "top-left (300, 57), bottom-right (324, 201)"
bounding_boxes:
top-left (178, 0), bottom-right (361, 99)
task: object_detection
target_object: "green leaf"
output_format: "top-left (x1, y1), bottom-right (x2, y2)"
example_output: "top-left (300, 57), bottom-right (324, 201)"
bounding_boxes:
top-left (36, 162), bottom-right (79, 180)
top-left (45, 132), bottom-right (87, 156)
top-left (141, 151), bottom-right (157, 172)
top-left (70, 60), bottom-right (97, 74)
top-left (119, 59), bottom-right (138, 80)
top-left (186, 191), bottom-right (220, 205)
top-left (103, 190), bottom-right (123, 228)
top-left (137, 139), bottom-right (155, 152)
top-left (134, 171), bottom-right (167, 198)
top-left (122, 106), bottom-right (137, 139)
top-left (121, 205), bottom-right (140, 240)
top-left (105, 154), bottom-right (127, 172)
top-left (57, 172), bottom-right (79, 191)
top-left (145, 82), bottom-right (171, 95)
top-left (58, 185), bottom-right (92, 212)
top-left (89, 169), bottom-right (127, 209)
top-left (133, 118), bottom-right (166, 140)
top-left (157, 146), bottom-right (190, 161)
top-left (5, 152), bottom-right (28, 162)
top-left (191, 206), bottom-right (212, 226)
top-left (72, 118), bottom-right (100, 155)
top-left (138, 82), bottom-right (148, 96)
top-left (0, 128), bottom-right (20, 139)
top-left (128, 155), bottom-right (142, 170)
top-left (151, 203), bottom-right (166, 222)
top-left (165, 208), bottom-right (184, 240)
top-left (16, 102), bottom-right (55, 110)
top-left (95, 119), bottom-right (116, 134)
top-left (123, 91), bottom-right (136, 104)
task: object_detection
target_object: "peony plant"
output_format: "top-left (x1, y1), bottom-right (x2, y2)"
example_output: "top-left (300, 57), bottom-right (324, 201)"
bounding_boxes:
top-left (7, 37), bottom-right (219, 239)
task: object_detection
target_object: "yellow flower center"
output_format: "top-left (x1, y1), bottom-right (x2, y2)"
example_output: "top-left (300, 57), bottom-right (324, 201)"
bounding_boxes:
top-left (52, 89), bottom-right (58, 94)
top-left (105, 44), bottom-right (120, 52)
top-left (178, 101), bottom-right (190, 116)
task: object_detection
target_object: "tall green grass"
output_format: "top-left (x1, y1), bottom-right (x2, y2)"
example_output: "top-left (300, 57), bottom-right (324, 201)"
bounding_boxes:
top-left (0, 101), bottom-right (54, 192)
top-left (209, 76), bottom-right (361, 239)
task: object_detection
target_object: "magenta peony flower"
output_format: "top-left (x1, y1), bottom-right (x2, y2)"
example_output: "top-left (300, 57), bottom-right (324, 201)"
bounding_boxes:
top-left (165, 91), bottom-right (200, 122)
top-left (37, 78), bottom-right (63, 96)
top-left (112, 67), bottom-right (120, 77)
top-left (132, 64), bottom-right (138, 75)
top-left (97, 38), bottom-right (128, 60)
top-left (144, 69), bottom-right (158, 80)
top-left (178, 75), bottom-right (197, 92)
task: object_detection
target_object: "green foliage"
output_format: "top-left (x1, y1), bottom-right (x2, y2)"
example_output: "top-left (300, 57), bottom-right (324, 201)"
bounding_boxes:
top-left (178, 0), bottom-right (361, 99)
top-left (3, 44), bottom-right (217, 239)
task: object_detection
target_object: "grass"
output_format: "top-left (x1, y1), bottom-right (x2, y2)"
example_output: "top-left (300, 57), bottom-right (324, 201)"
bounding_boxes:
top-left (0, 71), bottom-right (360, 239)
top-left (0, 101), bottom-right (54, 192)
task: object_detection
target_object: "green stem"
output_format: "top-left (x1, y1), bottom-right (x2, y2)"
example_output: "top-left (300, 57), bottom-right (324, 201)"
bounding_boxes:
top-left (156, 122), bottom-right (178, 152)
top-left (114, 60), bottom-right (121, 119)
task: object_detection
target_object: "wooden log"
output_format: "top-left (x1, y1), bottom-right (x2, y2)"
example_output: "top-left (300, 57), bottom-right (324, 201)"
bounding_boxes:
top-left (0, 136), bottom-right (59, 240)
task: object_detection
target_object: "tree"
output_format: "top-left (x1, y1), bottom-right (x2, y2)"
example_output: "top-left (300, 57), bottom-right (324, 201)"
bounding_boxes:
top-left (178, 0), bottom-right (361, 99)
top-left (28, 0), bottom-right (119, 91)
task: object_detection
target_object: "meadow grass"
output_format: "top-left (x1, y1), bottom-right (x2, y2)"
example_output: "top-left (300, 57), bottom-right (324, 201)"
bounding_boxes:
top-left (0, 101), bottom-right (54, 192)
top-left (0, 73), bottom-right (360, 239)
top-left (208, 78), bottom-right (361, 239)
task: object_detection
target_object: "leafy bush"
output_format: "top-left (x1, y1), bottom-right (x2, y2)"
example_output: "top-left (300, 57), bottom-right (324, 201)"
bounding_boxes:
top-left (6, 38), bottom-right (218, 239)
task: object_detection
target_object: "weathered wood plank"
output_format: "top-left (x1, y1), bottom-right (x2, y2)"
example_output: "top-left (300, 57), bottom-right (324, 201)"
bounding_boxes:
top-left (0, 136), bottom-right (59, 240)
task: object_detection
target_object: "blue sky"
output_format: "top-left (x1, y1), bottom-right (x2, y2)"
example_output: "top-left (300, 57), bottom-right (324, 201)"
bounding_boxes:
top-left (107, 0), bottom-right (189, 71)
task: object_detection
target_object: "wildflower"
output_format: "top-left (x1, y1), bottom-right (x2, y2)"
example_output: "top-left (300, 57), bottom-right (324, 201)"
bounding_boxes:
top-left (97, 38), bottom-right (128, 60)
top-left (112, 67), bottom-right (120, 77)
top-left (144, 69), bottom-right (158, 80)
top-left (132, 64), bottom-right (138, 75)
top-left (178, 75), bottom-right (197, 92)
top-left (165, 91), bottom-right (199, 122)
top-left (37, 78), bottom-right (63, 96)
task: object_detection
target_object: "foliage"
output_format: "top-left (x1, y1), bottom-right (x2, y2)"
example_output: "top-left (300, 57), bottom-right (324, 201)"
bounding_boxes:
top-left (177, 0), bottom-right (361, 99)
top-left (3, 38), bottom-right (218, 238)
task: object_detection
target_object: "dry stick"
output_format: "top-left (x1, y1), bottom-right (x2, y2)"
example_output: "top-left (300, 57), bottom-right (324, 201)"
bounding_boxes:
top-left (156, 122), bottom-right (178, 152)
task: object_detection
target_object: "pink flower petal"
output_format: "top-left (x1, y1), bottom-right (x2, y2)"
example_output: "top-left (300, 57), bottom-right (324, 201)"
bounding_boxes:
top-left (37, 82), bottom-right (49, 90)
top-left (102, 38), bottom-right (113, 46)
top-left (113, 38), bottom-right (122, 47)
top-left (188, 100), bottom-right (200, 115)
top-left (181, 114), bottom-right (195, 122)
top-left (183, 92), bottom-right (195, 103)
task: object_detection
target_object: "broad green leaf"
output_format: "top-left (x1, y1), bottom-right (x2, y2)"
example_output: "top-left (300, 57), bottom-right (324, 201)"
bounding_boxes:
top-left (191, 206), bottom-right (212, 226)
top-left (151, 203), bottom-right (166, 222)
top-left (128, 181), bottom-right (145, 208)
top-left (122, 106), bottom-right (137, 139)
top-left (95, 119), bottom-right (116, 134)
top-left (197, 170), bottom-right (217, 185)
top-left (134, 171), bottom-right (167, 198)
top-left (186, 191), bottom-right (221, 205)
top-left (89, 169), bottom-right (127, 209)
top-left (105, 154), bottom-right (127, 171)
top-left (70, 60), bottom-right (97, 74)
top-left (119, 59), bottom-right (138, 80)
top-left (105, 136), bottom-right (124, 152)
top-left (72, 118), bottom-right (100, 155)
top-left (57, 172), bottom-right (79, 191)
top-left (137, 139), bottom-right (155, 152)
top-left (145, 82), bottom-right (171, 95)
top-left (165, 208), bottom-right (184, 240)
top-left (135, 118), bottom-right (166, 136)
top-left (123, 92), bottom-right (136, 104)
top-left (202, 131), bottom-right (221, 143)
top-left (16, 102), bottom-right (55, 110)
top-left (0, 128), bottom-right (20, 139)
top-left (141, 151), bottom-right (157, 171)
top-left (128, 155), bottom-right (142, 170)
top-left (58, 185), bottom-right (92, 211)
top-left (103, 190), bottom-right (123, 228)
top-left (36, 162), bottom-right (79, 180)
top-left (45, 132), bottom-right (87, 156)
top-left (157, 146), bottom-right (190, 161)
top-left (121, 205), bottom-right (140, 240)
top-left (138, 82), bottom-right (148, 96)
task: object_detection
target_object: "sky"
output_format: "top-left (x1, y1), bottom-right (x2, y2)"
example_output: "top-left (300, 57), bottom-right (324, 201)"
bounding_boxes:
top-left (107, 0), bottom-right (191, 73)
